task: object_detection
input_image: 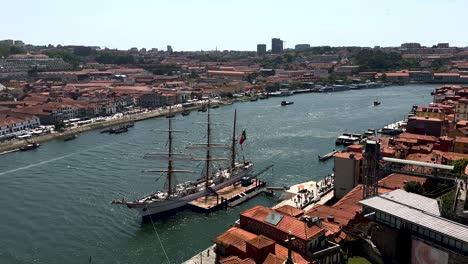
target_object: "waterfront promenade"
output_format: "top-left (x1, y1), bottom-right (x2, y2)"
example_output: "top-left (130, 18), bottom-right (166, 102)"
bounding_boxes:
top-left (0, 101), bottom-right (221, 154)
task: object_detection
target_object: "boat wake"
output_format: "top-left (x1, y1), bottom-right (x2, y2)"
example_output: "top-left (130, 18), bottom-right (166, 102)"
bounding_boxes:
top-left (0, 144), bottom-right (112, 176)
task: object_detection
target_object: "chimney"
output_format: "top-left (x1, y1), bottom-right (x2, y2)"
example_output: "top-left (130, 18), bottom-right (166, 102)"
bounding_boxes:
top-left (327, 215), bottom-right (335, 223)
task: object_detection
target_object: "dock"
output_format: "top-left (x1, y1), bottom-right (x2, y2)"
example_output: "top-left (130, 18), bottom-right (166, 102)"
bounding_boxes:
top-left (318, 150), bottom-right (337, 161)
top-left (188, 179), bottom-right (266, 212)
top-left (273, 175), bottom-right (334, 210)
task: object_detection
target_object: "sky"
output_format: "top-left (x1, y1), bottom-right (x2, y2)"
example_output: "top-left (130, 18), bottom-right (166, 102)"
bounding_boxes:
top-left (1, 0), bottom-right (467, 51)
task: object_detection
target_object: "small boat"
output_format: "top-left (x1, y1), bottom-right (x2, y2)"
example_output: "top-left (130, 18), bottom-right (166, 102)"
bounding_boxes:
top-left (259, 94), bottom-right (268, 100)
top-left (281, 101), bottom-right (294, 106)
top-left (63, 135), bottom-right (77, 141)
top-left (318, 150), bottom-right (337, 161)
top-left (20, 143), bottom-right (40, 151)
top-left (210, 104), bottom-right (220, 109)
top-left (335, 133), bottom-right (360, 146)
top-left (100, 128), bottom-right (112, 133)
top-left (198, 105), bottom-right (208, 112)
top-left (124, 122), bottom-right (135, 128)
top-left (373, 101), bottom-right (381, 106)
top-left (364, 129), bottom-right (376, 137)
top-left (250, 97), bottom-right (258, 102)
top-left (181, 110), bottom-right (190, 116)
top-left (113, 127), bottom-right (128, 134)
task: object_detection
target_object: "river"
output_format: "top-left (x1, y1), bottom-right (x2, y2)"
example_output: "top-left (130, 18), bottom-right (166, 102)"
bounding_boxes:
top-left (0, 84), bottom-right (436, 264)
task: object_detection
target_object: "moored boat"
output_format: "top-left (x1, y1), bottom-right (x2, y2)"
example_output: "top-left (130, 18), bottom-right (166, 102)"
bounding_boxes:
top-left (112, 105), bottom-right (253, 217)
top-left (63, 134), bottom-right (77, 141)
top-left (318, 150), bottom-right (337, 161)
top-left (281, 101), bottom-right (294, 106)
top-left (20, 142), bottom-right (40, 151)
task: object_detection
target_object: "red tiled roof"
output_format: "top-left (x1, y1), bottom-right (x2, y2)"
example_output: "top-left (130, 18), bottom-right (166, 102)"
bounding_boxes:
top-left (378, 173), bottom-right (426, 190)
top-left (263, 253), bottom-right (285, 264)
top-left (274, 243), bottom-right (310, 264)
top-left (398, 133), bottom-right (437, 142)
top-left (241, 206), bottom-right (324, 241)
top-left (455, 136), bottom-right (468, 144)
top-left (274, 205), bottom-right (305, 217)
top-left (334, 152), bottom-right (363, 160)
top-left (306, 204), bottom-right (356, 226)
top-left (213, 227), bottom-right (257, 253)
top-left (246, 235), bottom-right (275, 249)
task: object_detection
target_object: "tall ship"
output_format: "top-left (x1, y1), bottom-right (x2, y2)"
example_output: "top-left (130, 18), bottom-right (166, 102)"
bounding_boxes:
top-left (112, 106), bottom-right (253, 217)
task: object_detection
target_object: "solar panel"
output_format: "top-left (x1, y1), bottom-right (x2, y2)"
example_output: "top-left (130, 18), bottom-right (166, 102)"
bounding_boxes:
top-left (264, 212), bottom-right (284, 226)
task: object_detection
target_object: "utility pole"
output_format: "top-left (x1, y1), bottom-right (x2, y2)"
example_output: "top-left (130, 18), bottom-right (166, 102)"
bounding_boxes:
top-left (284, 231), bottom-right (295, 264)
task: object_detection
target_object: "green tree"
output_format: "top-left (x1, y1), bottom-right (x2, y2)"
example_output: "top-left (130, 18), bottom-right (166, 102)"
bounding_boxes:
top-left (451, 159), bottom-right (468, 175)
top-left (53, 120), bottom-right (66, 132)
top-left (404, 181), bottom-right (423, 194)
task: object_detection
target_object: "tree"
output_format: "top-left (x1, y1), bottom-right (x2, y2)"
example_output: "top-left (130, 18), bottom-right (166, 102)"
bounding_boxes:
top-left (53, 120), bottom-right (66, 132)
top-left (451, 159), bottom-right (468, 175)
top-left (246, 72), bottom-right (259, 84)
top-left (404, 181), bottom-right (423, 194)
top-left (380, 73), bottom-right (387, 82)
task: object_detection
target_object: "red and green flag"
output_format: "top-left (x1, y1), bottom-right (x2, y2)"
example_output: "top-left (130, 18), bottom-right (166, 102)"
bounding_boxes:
top-left (239, 130), bottom-right (247, 145)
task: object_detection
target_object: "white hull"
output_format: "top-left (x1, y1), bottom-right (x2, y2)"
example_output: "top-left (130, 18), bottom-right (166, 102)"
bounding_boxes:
top-left (134, 165), bottom-right (253, 217)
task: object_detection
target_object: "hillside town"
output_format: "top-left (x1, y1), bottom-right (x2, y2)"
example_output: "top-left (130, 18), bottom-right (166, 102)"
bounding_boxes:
top-left (2, 39), bottom-right (468, 264)
top-left (2, 39), bottom-right (468, 143)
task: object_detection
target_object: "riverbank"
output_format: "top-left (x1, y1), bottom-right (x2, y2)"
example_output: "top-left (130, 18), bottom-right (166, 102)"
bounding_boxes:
top-left (0, 102), bottom-right (220, 154)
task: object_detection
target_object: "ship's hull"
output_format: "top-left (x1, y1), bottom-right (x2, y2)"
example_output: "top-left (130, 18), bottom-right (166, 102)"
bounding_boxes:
top-left (132, 165), bottom-right (253, 217)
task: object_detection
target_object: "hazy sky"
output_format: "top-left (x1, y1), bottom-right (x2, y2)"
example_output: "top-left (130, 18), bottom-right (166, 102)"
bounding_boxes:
top-left (2, 0), bottom-right (467, 51)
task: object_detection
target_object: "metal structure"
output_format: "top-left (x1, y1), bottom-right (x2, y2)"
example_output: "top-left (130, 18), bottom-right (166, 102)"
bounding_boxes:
top-left (362, 139), bottom-right (458, 200)
top-left (363, 140), bottom-right (381, 199)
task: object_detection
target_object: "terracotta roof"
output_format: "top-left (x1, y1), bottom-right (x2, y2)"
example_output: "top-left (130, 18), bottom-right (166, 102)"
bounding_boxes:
top-left (241, 206), bottom-right (324, 241)
top-left (306, 204), bottom-right (356, 225)
top-left (274, 243), bottom-right (310, 264)
top-left (398, 133), bottom-right (437, 142)
top-left (333, 185), bottom-right (393, 214)
top-left (334, 152), bottom-right (363, 160)
top-left (274, 205), bottom-right (305, 217)
top-left (455, 136), bottom-right (468, 144)
top-left (378, 173), bottom-right (426, 190)
top-left (213, 227), bottom-right (257, 253)
top-left (220, 256), bottom-right (255, 264)
top-left (263, 253), bottom-right (285, 264)
top-left (435, 150), bottom-right (468, 161)
top-left (246, 235), bottom-right (275, 249)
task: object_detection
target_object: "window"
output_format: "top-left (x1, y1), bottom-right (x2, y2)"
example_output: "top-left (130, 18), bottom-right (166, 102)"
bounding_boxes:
top-left (449, 239), bottom-right (455, 247)
top-left (436, 233), bottom-right (442, 242)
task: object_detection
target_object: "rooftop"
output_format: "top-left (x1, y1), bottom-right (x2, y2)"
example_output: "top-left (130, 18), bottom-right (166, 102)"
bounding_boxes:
top-left (241, 206), bottom-right (324, 241)
top-left (360, 190), bottom-right (468, 243)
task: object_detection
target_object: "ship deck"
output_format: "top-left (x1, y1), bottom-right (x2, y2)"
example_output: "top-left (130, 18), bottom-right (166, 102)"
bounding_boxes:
top-left (188, 179), bottom-right (265, 212)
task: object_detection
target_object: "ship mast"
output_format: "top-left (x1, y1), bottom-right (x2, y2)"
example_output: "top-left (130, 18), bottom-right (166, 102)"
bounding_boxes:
top-left (205, 102), bottom-right (211, 189)
top-left (231, 109), bottom-right (237, 169)
top-left (167, 106), bottom-right (174, 195)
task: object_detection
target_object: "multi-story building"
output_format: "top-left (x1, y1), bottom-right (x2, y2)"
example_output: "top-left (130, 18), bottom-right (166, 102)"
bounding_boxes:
top-left (0, 54), bottom-right (71, 72)
top-left (256, 44), bottom-right (266, 56)
top-left (454, 99), bottom-right (468, 122)
top-left (271, 38), bottom-right (283, 54)
top-left (401, 42), bottom-right (421, 49)
top-left (0, 114), bottom-right (40, 136)
top-left (454, 136), bottom-right (468, 154)
top-left (416, 106), bottom-right (446, 119)
top-left (333, 151), bottom-right (364, 199)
